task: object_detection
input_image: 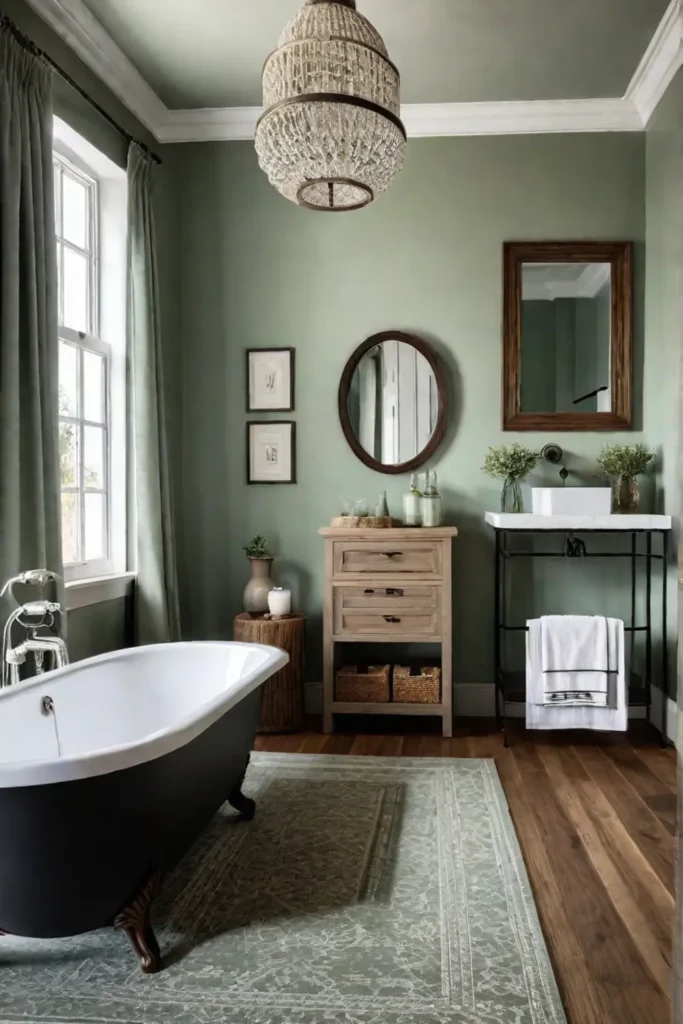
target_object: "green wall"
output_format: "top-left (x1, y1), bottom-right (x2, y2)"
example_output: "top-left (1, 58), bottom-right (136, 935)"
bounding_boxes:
top-left (520, 301), bottom-right (556, 412)
top-left (644, 67), bottom-right (683, 707)
top-left (68, 600), bottom-right (129, 661)
top-left (173, 132), bottom-right (664, 693)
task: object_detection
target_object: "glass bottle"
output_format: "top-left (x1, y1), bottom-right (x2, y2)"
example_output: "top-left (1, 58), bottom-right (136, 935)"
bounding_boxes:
top-left (421, 471), bottom-right (443, 527)
top-left (403, 473), bottom-right (422, 527)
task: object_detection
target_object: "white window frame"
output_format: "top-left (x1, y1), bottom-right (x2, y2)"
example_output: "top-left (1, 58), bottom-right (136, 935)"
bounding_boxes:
top-left (53, 121), bottom-right (128, 586)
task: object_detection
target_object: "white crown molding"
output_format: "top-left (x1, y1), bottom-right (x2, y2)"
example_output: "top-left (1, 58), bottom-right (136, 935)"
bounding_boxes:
top-left (523, 261), bottom-right (612, 301)
top-left (626, 0), bottom-right (683, 125)
top-left (400, 99), bottom-right (642, 138)
top-left (23, 0), bottom-right (167, 137)
top-left (21, 0), bottom-right (683, 143)
top-left (158, 98), bottom-right (642, 144)
top-left (158, 107), bottom-right (260, 143)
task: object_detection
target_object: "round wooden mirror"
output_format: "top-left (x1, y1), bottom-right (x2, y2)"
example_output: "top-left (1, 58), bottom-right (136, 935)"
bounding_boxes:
top-left (338, 331), bottom-right (447, 475)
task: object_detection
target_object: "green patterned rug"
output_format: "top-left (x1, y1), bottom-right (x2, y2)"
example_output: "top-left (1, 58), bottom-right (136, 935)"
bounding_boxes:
top-left (0, 753), bottom-right (566, 1024)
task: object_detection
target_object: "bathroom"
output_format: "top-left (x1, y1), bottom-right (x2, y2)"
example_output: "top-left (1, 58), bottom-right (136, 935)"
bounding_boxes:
top-left (0, 1), bottom-right (681, 1023)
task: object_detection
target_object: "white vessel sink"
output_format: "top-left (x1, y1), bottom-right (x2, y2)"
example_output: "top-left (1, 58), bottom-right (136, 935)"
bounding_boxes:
top-left (532, 487), bottom-right (612, 516)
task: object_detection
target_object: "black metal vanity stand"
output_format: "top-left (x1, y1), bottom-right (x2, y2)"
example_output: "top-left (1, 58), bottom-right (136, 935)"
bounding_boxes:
top-left (487, 515), bottom-right (672, 747)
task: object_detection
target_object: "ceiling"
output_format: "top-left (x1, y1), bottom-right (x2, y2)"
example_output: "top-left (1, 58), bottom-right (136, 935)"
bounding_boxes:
top-left (78, 0), bottom-right (669, 111)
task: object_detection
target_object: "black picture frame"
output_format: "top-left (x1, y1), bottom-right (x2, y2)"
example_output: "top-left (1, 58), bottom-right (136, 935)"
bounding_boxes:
top-left (247, 421), bottom-right (297, 485)
top-left (246, 348), bottom-right (296, 413)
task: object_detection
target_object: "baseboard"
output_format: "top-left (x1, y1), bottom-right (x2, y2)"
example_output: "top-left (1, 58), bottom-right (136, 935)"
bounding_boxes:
top-left (305, 681), bottom-right (678, 741)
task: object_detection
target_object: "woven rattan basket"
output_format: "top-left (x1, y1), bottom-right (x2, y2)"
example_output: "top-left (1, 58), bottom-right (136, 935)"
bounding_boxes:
top-left (336, 665), bottom-right (390, 703)
top-left (330, 516), bottom-right (393, 529)
top-left (393, 666), bottom-right (441, 705)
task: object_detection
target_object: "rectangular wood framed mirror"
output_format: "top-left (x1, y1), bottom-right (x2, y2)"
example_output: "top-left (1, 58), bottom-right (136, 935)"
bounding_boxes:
top-left (503, 241), bottom-right (632, 430)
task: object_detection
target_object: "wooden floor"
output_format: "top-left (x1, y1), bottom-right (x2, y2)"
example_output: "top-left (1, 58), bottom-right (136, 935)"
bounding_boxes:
top-left (254, 719), bottom-right (678, 1024)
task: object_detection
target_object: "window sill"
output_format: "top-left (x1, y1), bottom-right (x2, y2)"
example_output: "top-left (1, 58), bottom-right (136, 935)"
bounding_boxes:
top-left (66, 572), bottom-right (135, 611)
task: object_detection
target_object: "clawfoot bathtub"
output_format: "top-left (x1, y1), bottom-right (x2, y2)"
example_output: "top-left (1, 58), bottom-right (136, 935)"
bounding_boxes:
top-left (0, 642), bottom-right (288, 973)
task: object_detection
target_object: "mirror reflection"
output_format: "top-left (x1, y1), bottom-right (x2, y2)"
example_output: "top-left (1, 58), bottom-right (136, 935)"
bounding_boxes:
top-left (520, 262), bottom-right (612, 414)
top-left (347, 340), bottom-right (438, 466)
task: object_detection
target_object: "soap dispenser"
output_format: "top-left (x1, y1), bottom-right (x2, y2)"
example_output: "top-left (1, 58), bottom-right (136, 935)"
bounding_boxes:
top-left (402, 473), bottom-right (423, 527)
top-left (421, 470), bottom-right (443, 527)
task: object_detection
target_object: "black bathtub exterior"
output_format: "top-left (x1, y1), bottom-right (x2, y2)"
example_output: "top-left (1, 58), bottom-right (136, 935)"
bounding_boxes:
top-left (0, 685), bottom-right (261, 966)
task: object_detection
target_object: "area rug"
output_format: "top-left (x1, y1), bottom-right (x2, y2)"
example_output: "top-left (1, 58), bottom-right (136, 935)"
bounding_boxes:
top-left (0, 753), bottom-right (566, 1024)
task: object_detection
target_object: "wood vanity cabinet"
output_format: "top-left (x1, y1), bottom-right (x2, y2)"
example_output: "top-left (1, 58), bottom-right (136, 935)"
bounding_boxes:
top-left (318, 527), bottom-right (458, 738)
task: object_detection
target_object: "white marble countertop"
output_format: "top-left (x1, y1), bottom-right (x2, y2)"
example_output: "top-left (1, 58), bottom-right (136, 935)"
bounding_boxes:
top-left (485, 513), bottom-right (673, 531)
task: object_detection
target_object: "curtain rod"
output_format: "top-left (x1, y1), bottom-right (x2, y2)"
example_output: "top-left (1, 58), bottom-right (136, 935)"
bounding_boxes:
top-left (1, 13), bottom-right (162, 165)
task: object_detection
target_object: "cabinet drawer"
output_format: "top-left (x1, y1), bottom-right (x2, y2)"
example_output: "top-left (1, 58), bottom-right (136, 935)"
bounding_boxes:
top-left (334, 585), bottom-right (440, 615)
top-left (334, 608), bottom-right (441, 638)
top-left (332, 541), bottom-right (442, 576)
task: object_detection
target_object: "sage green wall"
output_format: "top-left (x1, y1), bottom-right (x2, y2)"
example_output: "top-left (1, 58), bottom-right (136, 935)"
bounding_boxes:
top-left (174, 133), bottom-right (662, 692)
top-left (68, 600), bottom-right (128, 661)
top-left (520, 301), bottom-right (556, 412)
top-left (645, 67), bottom-right (683, 705)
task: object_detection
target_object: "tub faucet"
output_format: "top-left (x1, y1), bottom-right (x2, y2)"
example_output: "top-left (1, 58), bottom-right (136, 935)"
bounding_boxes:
top-left (1, 570), bottom-right (68, 688)
top-left (5, 635), bottom-right (69, 688)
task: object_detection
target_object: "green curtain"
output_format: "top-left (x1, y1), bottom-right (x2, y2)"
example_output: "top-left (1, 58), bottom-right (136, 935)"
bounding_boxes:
top-left (0, 22), bottom-right (63, 603)
top-left (127, 142), bottom-right (181, 644)
top-left (676, 591), bottom-right (682, 1020)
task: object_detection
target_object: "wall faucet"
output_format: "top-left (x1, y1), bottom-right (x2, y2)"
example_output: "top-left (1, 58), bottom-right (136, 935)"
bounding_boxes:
top-left (1, 570), bottom-right (68, 688)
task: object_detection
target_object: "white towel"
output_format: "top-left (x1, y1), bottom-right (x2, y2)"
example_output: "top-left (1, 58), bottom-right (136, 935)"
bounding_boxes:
top-left (541, 615), bottom-right (613, 707)
top-left (526, 617), bottom-right (627, 732)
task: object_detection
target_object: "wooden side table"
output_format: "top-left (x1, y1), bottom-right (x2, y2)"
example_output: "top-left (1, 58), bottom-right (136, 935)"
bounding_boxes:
top-left (233, 613), bottom-right (306, 733)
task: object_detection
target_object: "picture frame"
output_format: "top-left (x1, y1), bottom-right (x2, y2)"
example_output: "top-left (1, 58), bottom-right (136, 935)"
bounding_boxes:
top-left (247, 421), bottom-right (296, 485)
top-left (246, 348), bottom-right (295, 412)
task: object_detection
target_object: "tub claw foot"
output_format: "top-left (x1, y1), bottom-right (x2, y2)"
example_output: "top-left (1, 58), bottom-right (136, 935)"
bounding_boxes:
top-left (114, 871), bottom-right (162, 974)
top-left (228, 758), bottom-right (255, 821)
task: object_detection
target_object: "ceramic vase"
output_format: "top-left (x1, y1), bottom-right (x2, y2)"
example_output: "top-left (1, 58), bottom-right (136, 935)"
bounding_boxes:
top-left (243, 557), bottom-right (275, 614)
top-left (613, 474), bottom-right (639, 514)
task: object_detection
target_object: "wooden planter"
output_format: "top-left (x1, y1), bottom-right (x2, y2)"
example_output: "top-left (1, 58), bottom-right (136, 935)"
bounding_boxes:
top-left (233, 613), bottom-right (305, 733)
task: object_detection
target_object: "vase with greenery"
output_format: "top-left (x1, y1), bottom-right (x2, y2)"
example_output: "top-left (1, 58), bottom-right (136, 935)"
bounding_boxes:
top-left (597, 444), bottom-right (654, 514)
top-left (483, 444), bottom-right (540, 514)
top-left (243, 535), bottom-right (275, 614)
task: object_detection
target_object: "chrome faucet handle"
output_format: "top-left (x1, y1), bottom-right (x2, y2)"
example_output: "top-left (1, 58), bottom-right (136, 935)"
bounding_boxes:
top-left (1, 569), bottom-right (61, 609)
top-left (21, 601), bottom-right (61, 618)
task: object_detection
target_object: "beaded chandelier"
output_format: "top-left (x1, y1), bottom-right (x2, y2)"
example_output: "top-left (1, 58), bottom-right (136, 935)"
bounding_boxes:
top-left (255, 0), bottom-right (406, 212)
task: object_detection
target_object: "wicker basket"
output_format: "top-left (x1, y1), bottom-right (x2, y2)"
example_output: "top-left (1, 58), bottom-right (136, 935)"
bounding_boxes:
top-left (330, 516), bottom-right (393, 529)
top-left (393, 666), bottom-right (441, 705)
top-left (336, 665), bottom-right (390, 703)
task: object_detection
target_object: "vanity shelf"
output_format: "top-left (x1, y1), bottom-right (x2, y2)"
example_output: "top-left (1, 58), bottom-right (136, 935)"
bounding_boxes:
top-left (486, 514), bottom-right (672, 746)
top-left (319, 527), bottom-right (458, 737)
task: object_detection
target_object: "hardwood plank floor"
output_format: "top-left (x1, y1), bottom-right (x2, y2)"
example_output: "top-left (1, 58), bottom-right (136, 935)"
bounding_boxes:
top-left (253, 719), bottom-right (677, 1024)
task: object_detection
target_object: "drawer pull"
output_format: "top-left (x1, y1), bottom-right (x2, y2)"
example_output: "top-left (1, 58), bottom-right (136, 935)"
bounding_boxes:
top-left (384, 616), bottom-right (401, 624)
top-left (377, 551), bottom-right (403, 559)
top-left (364, 588), bottom-right (375, 594)
top-left (386, 588), bottom-right (404, 597)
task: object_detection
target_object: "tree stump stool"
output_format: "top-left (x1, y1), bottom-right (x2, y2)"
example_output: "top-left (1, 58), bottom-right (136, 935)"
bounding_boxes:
top-left (233, 613), bottom-right (306, 733)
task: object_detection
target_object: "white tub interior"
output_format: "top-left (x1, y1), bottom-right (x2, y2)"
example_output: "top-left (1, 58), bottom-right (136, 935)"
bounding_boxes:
top-left (0, 643), bottom-right (286, 785)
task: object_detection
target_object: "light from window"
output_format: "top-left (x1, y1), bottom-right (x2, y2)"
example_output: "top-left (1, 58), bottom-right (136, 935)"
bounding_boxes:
top-left (55, 154), bottom-right (111, 575)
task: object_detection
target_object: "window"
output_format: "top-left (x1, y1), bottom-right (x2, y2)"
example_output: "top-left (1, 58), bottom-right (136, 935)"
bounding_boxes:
top-left (54, 121), bottom-right (128, 583)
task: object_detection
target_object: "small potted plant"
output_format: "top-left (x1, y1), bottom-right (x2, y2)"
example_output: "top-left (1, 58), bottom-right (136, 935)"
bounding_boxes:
top-left (243, 535), bottom-right (275, 614)
top-left (597, 444), bottom-right (654, 513)
top-left (483, 444), bottom-right (540, 513)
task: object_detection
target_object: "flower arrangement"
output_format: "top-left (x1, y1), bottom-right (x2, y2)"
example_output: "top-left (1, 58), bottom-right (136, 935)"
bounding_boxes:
top-left (244, 535), bottom-right (270, 559)
top-left (596, 443), bottom-right (654, 479)
top-left (597, 443), bottom-right (654, 514)
top-left (482, 444), bottom-right (539, 514)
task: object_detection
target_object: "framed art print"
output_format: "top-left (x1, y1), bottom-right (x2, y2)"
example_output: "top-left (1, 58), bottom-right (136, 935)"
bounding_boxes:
top-left (247, 348), bottom-right (295, 412)
top-left (247, 422), bottom-right (296, 484)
